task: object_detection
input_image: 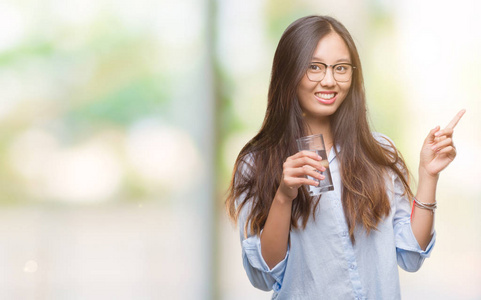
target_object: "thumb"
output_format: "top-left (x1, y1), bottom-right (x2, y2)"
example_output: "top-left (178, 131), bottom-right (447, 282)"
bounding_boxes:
top-left (425, 125), bottom-right (440, 145)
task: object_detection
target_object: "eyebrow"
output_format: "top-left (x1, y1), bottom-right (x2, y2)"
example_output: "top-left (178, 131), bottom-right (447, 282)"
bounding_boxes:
top-left (311, 57), bottom-right (351, 63)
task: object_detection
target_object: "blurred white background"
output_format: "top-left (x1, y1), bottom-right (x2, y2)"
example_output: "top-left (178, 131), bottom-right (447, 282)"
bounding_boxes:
top-left (0, 0), bottom-right (479, 299)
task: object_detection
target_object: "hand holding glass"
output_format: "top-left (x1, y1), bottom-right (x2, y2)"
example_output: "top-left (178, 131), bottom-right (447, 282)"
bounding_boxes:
top-left (296, 134), bottom-right (334, 196)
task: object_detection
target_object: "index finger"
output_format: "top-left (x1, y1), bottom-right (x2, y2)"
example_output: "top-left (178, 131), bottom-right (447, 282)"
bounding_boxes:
top-left (445, 109), bottom-right (466, 129)
top-left (291, 150), bottom-right (322, 160)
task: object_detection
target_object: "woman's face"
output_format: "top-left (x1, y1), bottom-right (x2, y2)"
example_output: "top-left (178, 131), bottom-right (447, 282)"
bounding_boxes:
top-left (297, 32), bottom-right (352, 124)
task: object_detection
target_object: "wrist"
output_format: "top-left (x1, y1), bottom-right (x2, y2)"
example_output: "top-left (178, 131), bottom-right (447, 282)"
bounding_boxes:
top-left (275, 188), bottom-right (295, 205)
top-left (418, 166), bottom-right (440, 182)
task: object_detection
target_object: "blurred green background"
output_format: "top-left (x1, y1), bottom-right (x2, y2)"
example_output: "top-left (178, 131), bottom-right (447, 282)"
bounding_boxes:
top-left (0, 0), bottom-right (479, 299)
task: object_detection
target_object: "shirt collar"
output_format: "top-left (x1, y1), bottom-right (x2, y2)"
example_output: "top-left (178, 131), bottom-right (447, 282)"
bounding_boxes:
top-left (328, 144), bottom-right (341, 163)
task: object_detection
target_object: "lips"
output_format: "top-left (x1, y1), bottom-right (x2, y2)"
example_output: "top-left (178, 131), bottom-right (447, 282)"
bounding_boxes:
top-left (314, 92), bottom-right (337, 105)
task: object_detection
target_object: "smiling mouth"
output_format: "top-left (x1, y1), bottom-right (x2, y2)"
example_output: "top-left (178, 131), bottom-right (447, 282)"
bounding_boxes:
top-left (315, 92), bottom-right (337, 102)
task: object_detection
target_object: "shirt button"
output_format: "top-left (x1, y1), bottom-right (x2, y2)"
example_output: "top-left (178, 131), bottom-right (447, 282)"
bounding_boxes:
top-left (342, 231), bottom-right (348, 237)
top-left (350, 264), bottom-right (356, 270)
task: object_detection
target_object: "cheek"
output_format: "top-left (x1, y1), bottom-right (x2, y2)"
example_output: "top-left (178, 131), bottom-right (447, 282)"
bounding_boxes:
top-left (339, 83), bottom-right (352, 97)
top-left (335, 84), bottom-right (351, 105)
top-left (296, 82), bottom-right (312, 103)
top-left (296, 92), bottom-right (308, 110)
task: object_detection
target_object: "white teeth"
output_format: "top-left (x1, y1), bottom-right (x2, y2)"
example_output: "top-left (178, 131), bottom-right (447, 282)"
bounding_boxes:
top-left (315, 93), bottom-right (335, 100)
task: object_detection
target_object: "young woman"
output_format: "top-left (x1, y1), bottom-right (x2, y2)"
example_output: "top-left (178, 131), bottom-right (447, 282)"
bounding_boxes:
top-left (226, 15), bottom-right (464, 299)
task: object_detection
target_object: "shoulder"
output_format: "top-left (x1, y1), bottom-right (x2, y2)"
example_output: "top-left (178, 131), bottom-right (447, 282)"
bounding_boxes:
top-left (371, 132), bottom-right (406, 178)
top-left (233, 153), bottom-right (256, 209)
top-left (234, 152), bottom-right (256, 186)
top-left (371, 132), bottom-right (396, 150)
top-left (237, 153), bottom-right (255, 174)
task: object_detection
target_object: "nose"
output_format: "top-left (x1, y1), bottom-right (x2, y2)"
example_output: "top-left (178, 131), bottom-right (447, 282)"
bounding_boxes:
top-left (320, 68), bottom-right (336, 87)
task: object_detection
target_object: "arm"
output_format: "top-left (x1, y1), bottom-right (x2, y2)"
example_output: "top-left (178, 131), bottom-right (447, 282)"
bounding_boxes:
top-left (238, 197), bottom-right (285, 291)
top-left (411, 170), bottom-right (437, 250)
top-left (236, 151), bottom-right (325, 290)
top-left (260, 190), bottom-right (293, 269)
top-left (261, 150), bottom-right (325, 269)
top-left (411, 109), bottom-right (465, 250)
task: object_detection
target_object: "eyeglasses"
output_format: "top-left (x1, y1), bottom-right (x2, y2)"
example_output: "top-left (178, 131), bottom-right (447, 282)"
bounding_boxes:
top-left (306, 62), bottom-right (356, 82)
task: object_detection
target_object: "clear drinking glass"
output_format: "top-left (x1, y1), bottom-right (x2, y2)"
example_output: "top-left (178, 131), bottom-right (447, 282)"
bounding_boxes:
top-left (296, 134), bottom-right (334, 196)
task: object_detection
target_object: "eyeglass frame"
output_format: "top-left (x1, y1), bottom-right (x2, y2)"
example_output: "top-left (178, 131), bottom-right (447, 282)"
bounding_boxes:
top-left (306, 62), bottom-right (357, 83)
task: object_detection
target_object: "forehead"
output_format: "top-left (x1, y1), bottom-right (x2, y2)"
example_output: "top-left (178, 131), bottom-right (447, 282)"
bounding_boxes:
top-left (311, 32), bottom-right (351, 63)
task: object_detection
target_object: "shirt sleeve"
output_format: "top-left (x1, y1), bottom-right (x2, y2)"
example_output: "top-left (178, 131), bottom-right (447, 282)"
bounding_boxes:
top-left (392, 173), bottom-right (436, 272)
top-left (234, 156), bottom-right (288, 292)
top-left (238, 202), bottom-right (289, 292)
top-left (372, 132), bottom-right (435, 272)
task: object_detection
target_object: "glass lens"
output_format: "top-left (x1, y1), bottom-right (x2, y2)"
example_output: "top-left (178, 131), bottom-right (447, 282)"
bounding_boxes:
top-left (333, 64), bottom-right (352, 82)
top-left (306, 63), bottom-right (326, 81)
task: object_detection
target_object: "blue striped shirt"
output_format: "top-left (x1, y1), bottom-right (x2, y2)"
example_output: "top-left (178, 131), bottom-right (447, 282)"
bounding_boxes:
top-left (236, 134), bottom-right (435, 299)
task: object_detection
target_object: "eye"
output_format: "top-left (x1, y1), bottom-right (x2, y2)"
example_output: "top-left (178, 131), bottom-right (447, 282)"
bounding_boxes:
top-left (335, 64), bottom-right (349, 73)
top-left (308, 63), bottom-right (325, 73)
top-left (309, 64), bottom-right (320, 71)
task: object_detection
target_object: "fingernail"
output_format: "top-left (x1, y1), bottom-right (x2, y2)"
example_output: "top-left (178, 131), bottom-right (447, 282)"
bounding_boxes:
top-left (317, 155), bottom-right (322, 160)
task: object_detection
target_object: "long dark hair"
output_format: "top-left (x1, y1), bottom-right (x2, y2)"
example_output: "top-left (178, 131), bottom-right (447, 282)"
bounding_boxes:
top-left (226, 15), bottom-right (413, 242)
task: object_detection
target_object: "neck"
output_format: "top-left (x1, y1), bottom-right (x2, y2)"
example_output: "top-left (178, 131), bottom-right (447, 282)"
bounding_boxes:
top-left (304, 117), bottom-right (334, 151)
